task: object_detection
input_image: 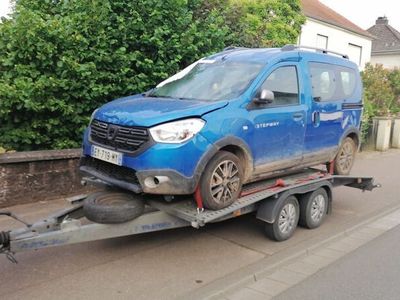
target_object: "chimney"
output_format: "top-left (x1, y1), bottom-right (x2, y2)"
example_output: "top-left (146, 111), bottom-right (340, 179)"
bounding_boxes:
top-left (376, 16), bottom-right (388, 25)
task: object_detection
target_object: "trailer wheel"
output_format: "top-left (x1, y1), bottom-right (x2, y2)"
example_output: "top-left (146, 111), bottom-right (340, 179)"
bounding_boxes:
top-left (265, 195), bottom-right (299, 241)
top-left (299, 188), bottom-right (328, 229)
top-left (199, 151), bottom-right (243, 210)
top-left (83, 192), bottom-right (145, 224)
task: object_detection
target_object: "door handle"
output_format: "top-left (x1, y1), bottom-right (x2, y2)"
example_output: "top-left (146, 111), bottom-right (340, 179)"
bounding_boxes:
top-left (293, 112), bottom-right (304, 121)
top-left (312, 111), bottom-right (320, 125)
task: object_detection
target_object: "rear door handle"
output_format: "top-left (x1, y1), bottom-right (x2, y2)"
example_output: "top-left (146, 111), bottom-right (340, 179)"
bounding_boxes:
top-left (312, 111), bottom-right (320, 126)
top-left (293, 112), bottom-right (304, 121)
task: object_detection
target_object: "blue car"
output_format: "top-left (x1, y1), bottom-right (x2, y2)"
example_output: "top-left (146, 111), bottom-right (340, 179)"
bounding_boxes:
top-left (80, 45), bottom-right (362, 210)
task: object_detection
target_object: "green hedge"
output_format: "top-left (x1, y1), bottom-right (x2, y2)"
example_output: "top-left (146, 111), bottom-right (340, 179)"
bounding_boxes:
top-left (0, 0), bottom-right (304, 151)
top-left (361, 64), bottom-right (400, 143)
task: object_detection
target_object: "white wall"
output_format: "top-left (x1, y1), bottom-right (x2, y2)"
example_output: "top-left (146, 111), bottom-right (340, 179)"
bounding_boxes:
top-left (299, 18), bottom-right (372, 70)
top-left (370, 54), bottom-right (400, 69)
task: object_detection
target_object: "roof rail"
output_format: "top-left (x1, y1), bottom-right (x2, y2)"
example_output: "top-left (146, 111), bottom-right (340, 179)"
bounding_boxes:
top-left (223, 46), bottom-right (248, 52)
top-left (281, 44), bottom-right (349, 59)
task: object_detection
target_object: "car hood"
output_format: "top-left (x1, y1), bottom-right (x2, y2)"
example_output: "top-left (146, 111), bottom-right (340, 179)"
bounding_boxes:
top-left (94, 94), bottom-right (228, 127)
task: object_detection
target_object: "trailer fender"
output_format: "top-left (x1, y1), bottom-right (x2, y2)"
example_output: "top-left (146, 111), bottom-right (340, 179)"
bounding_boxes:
top-left (256, 181), bottom-right (333, 224)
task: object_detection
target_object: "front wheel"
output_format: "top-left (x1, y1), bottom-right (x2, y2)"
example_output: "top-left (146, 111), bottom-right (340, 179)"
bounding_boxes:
top-left (334, 137), bottom-right (356, 175)
top-left (199, 151), bottom-right (243, 210)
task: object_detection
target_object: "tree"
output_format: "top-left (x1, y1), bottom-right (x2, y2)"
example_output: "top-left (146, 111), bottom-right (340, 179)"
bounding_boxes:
top-left (0, 0), bottom-right (305, 151)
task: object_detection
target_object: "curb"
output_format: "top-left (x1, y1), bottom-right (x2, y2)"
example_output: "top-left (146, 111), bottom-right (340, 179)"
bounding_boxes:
top-left (182, 201), bottom-right (400, 300)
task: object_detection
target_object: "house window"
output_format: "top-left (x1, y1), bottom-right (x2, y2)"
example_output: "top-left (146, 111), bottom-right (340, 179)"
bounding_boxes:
top-left (348, 44), bottom-right (362, 66)
top-left (316, 34), bottom-right (328, 49)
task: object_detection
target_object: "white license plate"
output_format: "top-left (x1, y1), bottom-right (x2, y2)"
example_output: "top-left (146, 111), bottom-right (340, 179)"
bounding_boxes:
top-left (91, 145), bottom-right (123, 165)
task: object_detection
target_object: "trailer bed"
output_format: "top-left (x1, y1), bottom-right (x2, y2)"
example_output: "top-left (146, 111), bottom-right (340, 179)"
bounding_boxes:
top-left (0, 169), bottom-right (379, 261)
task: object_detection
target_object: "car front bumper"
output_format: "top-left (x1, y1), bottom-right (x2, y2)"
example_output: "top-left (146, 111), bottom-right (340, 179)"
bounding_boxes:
top-left (80, 129), bottom-right (216, 195)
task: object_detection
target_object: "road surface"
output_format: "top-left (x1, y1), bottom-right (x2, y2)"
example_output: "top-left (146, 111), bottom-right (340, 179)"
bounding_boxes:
top-left (0, 149), bottom-right (399, 300)
top-left (275, 224), bottom-right (400, 300)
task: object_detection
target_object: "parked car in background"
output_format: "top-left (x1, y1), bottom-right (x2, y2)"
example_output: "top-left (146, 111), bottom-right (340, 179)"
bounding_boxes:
top-left (80, 45), bottom-right (362, 210)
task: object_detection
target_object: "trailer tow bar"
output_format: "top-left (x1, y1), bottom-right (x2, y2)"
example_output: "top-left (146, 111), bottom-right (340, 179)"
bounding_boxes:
top-left (0, 210), bottom-right (33, 263)
top-left (0, 231), bottom-right (17, 264)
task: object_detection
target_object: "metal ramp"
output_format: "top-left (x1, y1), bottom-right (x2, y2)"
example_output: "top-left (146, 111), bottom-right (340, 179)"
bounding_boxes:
top-left (149, 169), bottom-right (330, 227)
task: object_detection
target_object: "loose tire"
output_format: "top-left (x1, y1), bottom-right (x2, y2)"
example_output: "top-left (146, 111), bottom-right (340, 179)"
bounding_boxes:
top-left (299, 188), bottom-right (329, 229)
top-left (334, 137), bottom-right (356, 175)
top-left (83, 191), bottom-right (145, 224)
top-left (265, 196), bottom-right (300, 241)
top-left (199, 151), bottom-right (243, 210)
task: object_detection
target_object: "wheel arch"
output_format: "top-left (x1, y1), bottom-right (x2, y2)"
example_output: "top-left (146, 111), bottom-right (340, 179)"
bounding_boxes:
top-left (193, 136), bottom-right (254, 187)
top-left (256, 181), bottom-right (333, 223)
top-left (341, 127), bottom-right (360, 149)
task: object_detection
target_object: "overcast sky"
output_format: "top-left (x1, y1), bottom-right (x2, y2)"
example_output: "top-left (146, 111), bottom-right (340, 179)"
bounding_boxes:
top-left (0, 0), bottom-right (399, 31)
top-left (320, 0), bottom-right (400, 30)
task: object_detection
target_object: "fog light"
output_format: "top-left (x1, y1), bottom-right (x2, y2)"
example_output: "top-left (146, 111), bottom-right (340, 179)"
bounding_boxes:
top-left (144, 176), bottom-right (169, 188)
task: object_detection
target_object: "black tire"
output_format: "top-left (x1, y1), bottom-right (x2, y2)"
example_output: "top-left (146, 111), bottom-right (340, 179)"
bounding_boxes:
top-left (265, 195), bottom-right (299, 241)
top-left (334, 137), bottom-right (357, 175)
top-left (299, 188), bottom-right (329, 229)
top-left (83, 191), bottom-right (145, 224)
top-left (199, 151), bottom-right (243, 210)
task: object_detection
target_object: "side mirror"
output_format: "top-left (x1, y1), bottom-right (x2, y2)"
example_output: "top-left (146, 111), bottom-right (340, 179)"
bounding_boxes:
top-left (254, 89), bottom-right (274, 104)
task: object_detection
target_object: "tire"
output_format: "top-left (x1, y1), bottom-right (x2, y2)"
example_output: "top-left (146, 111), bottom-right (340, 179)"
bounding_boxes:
top-left (299, 188), bottom-right (329, 229)
top-left (83, 191), bottom-right (145, 224)
top-left (334, 137), bottom-right (356, 175)
top-left (265, 195), bottom-right (299, 241)
top-left (199, 151), bottom-right (243, 210)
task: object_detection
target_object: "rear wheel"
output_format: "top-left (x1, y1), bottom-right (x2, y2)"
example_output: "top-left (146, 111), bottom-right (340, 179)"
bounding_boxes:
top-left (199, 151), bottom-right (243, 210)
top-left (334, 137), bottom-right (356, 175)
top-left (265, 196), bottom-right (299, 241)
top-left (299, 188), bottom-right (329, 229)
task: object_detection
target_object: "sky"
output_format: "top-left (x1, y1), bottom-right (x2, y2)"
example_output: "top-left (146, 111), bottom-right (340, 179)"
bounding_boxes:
top-left (0, 0), bottom-right (399, 30)
top-left (320, 0), bottom-right (400, 30)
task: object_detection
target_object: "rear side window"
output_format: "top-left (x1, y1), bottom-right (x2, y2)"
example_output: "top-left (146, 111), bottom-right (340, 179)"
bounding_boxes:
top-left (339, 69), bottom-right (356, 97)
top-left (309, 62), bottom-right (357, 102)
top-left (260, 66), bottom-right (299, 106)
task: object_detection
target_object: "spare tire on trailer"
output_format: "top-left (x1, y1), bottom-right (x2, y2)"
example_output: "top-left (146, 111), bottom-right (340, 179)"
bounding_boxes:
top-left (83, 191), bottom-right (145, 224)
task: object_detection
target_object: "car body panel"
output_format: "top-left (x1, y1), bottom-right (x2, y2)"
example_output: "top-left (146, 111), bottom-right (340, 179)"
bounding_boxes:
top-left (80, 47), bottom-right (362, 196)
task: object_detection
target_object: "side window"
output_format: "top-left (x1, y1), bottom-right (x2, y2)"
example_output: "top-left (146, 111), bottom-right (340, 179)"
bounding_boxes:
top-left (309, 62), bottom-right (336, 102)
top-left (339, 67), bottom-right (356, 97)
top-left (309, 62), bottom-right (357, 101)
top-left (260, 66), bottom-right (299, 106)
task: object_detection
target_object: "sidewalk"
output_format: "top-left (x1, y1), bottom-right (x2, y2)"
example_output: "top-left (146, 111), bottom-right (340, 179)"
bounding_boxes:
top-left (222, 207), bottom-right (400, 300)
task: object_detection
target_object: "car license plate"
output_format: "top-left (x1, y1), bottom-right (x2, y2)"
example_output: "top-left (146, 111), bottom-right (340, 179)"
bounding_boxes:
top-left (91, 145), bottom-right (123, 166)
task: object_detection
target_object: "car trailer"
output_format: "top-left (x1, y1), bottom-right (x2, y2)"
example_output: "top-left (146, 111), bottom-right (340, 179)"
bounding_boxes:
top-left (0, 168), bottom-right (379, 263)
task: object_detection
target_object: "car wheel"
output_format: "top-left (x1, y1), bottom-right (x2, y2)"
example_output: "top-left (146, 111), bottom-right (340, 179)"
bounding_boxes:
top-left (199, 151), bottom-right (243, 210)
top-left (299, 188), bottom-right (329, 229)
top-left (83, 191), bottom-right (145, 224)
top-left (265, 195), bottom-right (299, 241)
top-left (334, 137), bottom-right (356, 175)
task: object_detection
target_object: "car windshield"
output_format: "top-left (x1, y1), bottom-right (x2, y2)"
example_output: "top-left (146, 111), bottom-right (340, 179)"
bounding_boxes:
top-left (150, 60), bottom-right (264, 101)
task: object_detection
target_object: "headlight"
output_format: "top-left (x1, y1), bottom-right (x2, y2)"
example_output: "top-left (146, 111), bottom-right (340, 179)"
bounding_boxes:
top-left (149, 118), bottom-right (205, 144)
top-left (90, 109), bottom-right (99, 123)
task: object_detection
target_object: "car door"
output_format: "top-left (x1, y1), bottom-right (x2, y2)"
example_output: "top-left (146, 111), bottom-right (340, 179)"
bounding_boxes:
top-left (247, 63), bottom-right (307, 175)
top-left (303, 62), bottom-right (344, 165)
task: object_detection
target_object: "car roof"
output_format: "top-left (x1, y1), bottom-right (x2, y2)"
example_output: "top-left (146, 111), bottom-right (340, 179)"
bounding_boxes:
top-left (206, 47), bottom-right (358, 69)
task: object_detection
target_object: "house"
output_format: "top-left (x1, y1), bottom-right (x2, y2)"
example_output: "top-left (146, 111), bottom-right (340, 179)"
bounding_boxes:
top-left (367, 17), bottom-right (400, 69)
top-left (299, 0), bottom-right (372, 69)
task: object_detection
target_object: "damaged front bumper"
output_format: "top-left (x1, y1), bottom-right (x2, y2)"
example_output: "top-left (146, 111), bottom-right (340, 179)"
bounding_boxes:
top-left (79, 156), bottom-right (198, 195)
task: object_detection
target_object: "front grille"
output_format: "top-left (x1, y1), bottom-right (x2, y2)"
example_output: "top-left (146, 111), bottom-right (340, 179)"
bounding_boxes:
top-left (90, 119), bottom-right (151, 153)
top-left (80, 156), bottom-right (139, 184)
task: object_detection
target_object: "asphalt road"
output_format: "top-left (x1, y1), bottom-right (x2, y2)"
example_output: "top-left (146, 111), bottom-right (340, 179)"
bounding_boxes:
top-left (275, 224), bottom-right (400, 300)
top-left (0, 149), bottom-right (399, 300)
